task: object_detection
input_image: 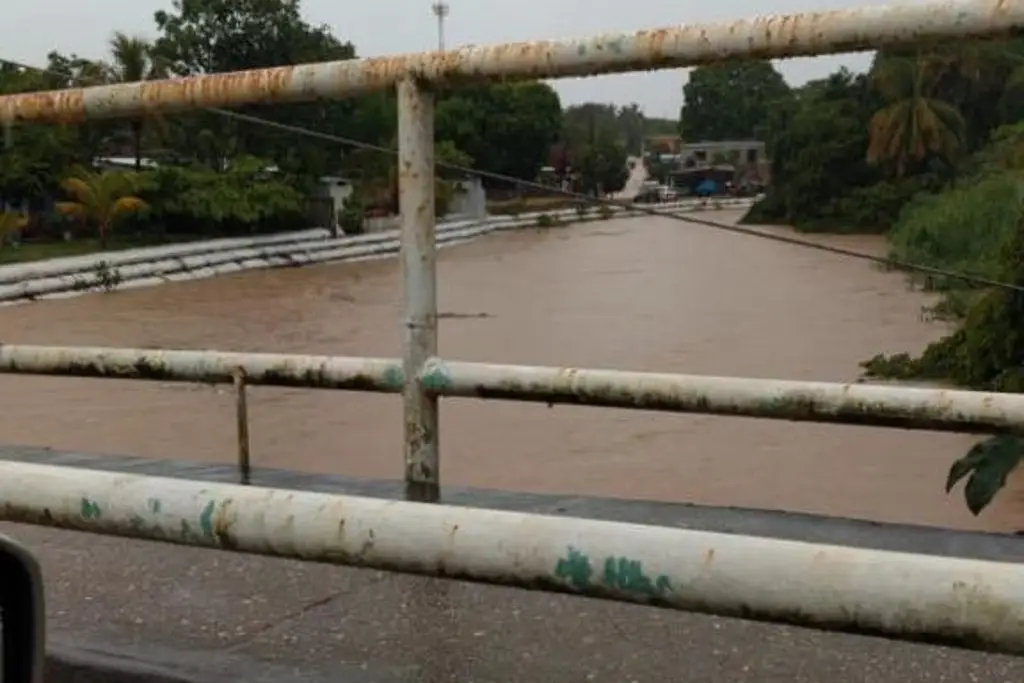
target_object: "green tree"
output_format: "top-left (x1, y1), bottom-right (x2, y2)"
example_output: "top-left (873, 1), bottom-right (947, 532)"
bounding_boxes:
top-left (436, 82), bottom-right (562, 187)
top-left (680, 60), bottom-right (791, 141)
top-left (573, 137), bottom-right (628, 196)
top-left (139, 156), bottom-right (305, 237)
top-left (747, 69), bottom-right (883, 229)
top-left (0, 210), bottom-right (28, 251)
top-left (44, 51), bottom-right (118, 165)
top-left (866, 55), bottom-right (965, 177)
top-left (0, 64), bottom-right (87, 206)
top-left (55, 168), bottom-right (148, 248)
top-left (153, 0), bottom-right (364, 179)
top-left (562, 103), bottom-right (620, 151)
top-left (616, 103), bottom-right (646, 155)
top-left (643, 117), bottom-right (678, 136)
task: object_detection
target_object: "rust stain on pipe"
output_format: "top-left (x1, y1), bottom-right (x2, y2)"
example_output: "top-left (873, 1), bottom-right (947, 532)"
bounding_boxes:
top-left (0, 1), bottom-right (1020, 124)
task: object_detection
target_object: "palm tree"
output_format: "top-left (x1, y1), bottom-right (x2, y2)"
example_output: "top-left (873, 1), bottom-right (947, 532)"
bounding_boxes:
top-left (109, 33), bottom-right (167, 171)
top-left (866, 55), bottom-right (966, 177)
top-left (0, 210), bottom-right (28, 251)
top-left (55, 168), bottom-right (148, 249)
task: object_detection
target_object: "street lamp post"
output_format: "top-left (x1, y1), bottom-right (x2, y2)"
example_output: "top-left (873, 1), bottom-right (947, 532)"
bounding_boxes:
top-left (431, 1), bottom-right (449, 51)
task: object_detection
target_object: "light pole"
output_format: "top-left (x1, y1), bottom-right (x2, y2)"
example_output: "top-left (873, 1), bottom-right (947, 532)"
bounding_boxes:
top-left (431, 1), bottom-right (449, 50)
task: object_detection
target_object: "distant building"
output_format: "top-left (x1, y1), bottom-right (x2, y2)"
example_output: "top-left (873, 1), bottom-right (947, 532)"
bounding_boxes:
top-left (645, 135), bottom-right (681, 155)
top-left (678, 140), bottom-right (766, 167)
top-left (94, 156), bottom-right (160, 171)
top-left (673, 140), bottom-right (771, 187)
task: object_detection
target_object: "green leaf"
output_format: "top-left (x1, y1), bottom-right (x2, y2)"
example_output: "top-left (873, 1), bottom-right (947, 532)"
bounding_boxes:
top-left (945, 442), bottom-right (989, 492)
top-left (947, 436), bottom-right (1024, 516)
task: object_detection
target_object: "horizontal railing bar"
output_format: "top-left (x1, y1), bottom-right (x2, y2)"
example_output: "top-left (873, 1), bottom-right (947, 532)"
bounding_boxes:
top-left (1, 1), bottom-right (1021, 124)
top-left (428, 359), bottom-right (1024, 434)
top-left (0, 344), bottom-right (404, 392)
top-left (2, 344), bottom-right (1024, 433)
top-left (2, 461), bottom-right (1023, 655)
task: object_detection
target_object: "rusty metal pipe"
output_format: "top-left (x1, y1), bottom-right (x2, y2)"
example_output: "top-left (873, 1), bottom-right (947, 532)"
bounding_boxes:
top-left (5, 344), bottom-right (1024, 433)
top-left (0, 344), bottom-right (405, 392)
top-left (232, 368), bottom-right (252, 485)
top-left (3, 461), bottom-right (1024, 655)
top-left (421, 359), bottom-right (1024, 434)
top-left (1, 1), bottom-right (1022, 124)
top-left (397, 80), bottom-right (440, 503)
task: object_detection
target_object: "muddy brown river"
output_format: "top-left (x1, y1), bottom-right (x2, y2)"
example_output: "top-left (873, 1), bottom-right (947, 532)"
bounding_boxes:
top-left (0, 209), bottom-right (1019, 532)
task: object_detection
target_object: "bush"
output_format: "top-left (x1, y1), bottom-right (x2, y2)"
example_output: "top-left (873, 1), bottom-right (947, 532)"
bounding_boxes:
top-left (338, 194), bottom-right (365, 235)
top-left (536, 213), bottom-right (557, 228)
top-left (863, 183), bottom-right (1024, 391)
top-left (887, 172), bottom-right (1022, 292)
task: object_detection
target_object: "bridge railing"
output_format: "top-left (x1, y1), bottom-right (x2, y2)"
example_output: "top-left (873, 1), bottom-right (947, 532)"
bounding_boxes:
top-left (1, 0), bottom-right (1023, 655)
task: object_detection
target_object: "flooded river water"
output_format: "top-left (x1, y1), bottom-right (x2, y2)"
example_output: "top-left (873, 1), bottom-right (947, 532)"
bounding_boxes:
top-left (0, 209), bottom-right (1017, 532)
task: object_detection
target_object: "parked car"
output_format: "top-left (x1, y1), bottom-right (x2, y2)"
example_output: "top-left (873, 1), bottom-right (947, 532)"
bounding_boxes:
top-left (658, 185), bottom-right (678, 202)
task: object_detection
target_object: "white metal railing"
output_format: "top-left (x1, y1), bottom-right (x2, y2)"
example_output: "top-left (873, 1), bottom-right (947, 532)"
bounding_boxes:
top-left (0, 0), bottom-right (1023, 655)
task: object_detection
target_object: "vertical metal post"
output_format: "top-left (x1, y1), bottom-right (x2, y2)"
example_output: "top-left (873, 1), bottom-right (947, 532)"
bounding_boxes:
top-left (397, 78), bottom-right (439, 503)
top-left (232, 368), bottom-right (251, 485)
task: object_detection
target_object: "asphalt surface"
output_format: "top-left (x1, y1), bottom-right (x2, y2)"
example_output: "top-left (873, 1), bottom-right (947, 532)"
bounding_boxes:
top-left (5, 446), bottom-right (1024, 683)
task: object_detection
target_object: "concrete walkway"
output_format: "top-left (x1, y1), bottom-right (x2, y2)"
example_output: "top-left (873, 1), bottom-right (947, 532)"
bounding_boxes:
top-left (3, 447), bottom-right (1022, 683)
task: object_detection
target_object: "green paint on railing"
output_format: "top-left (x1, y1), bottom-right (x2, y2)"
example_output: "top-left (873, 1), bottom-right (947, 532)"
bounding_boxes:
top-left (602, 556), bottom-right (672, 597)
top-left (80, 497), bottom-right (101, 520)
top-left (147, 498), bottom-right (162, 514)
top-left (198, 499), bottom-right (216, 539)
top-left (420, 364), bottom-right (453, 392)
top-left (383, 365), bottom-right (405, 391)
top-left (554, 547), bottom-right (594, 589)
top-left (554, 546), bottom-right (672, 599)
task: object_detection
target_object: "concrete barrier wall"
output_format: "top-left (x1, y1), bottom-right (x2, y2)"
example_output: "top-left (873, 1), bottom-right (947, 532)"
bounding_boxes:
top-left (0, 197), bottom-right (757, 305)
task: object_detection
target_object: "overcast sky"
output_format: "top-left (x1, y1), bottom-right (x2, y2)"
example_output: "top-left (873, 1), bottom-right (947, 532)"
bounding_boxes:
top-left (3, 0), bottom-right (924, 118)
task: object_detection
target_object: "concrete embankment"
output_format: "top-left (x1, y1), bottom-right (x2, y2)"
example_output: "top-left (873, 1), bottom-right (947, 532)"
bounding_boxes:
top-left (0, 197), bottom-right (756, 304)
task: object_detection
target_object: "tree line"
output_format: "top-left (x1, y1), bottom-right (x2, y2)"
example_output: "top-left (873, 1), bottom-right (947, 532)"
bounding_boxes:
top-left (0, 0), bottom-right (661, 257)
top-left (677, 40), bottom-right (1024, 514)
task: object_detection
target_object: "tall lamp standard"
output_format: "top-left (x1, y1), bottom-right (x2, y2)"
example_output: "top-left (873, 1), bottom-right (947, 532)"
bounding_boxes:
top-left (431, 1), bottom-right (450, 50)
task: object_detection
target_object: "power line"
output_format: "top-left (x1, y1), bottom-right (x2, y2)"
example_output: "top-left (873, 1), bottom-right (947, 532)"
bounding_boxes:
top-left (2, 55), bottom-right (1023, 294)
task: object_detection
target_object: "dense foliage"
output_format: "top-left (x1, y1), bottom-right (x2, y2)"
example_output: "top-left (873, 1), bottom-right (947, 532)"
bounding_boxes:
top-left (741, 40), bottom-right (1024, 232)
top-left (0, 0), bottom-right (648, 251)
top-left (680, 60), bottom-right (790, 142)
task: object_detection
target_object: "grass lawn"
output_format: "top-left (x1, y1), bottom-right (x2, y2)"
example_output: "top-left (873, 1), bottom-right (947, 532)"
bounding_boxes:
top-left (0, 234), bottom-right (197, 266)
top-left (486, 196), bottom-right (582, 215)
top-left (0, 239), bottom-right (109, 265)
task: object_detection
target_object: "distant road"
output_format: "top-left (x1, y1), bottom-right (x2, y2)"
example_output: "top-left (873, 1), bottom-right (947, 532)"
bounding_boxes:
top-left (614, 156), bottom-right (649, 199)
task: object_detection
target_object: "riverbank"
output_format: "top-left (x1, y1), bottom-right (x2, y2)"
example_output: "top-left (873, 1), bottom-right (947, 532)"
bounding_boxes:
top-left (0, 198), bottom-right (757, 305)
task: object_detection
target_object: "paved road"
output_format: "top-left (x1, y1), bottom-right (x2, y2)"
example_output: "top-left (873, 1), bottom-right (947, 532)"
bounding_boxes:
top-left (615, 157), bottom-right (649, 199)
top-left (6, 449), bottom-right (1023, 683)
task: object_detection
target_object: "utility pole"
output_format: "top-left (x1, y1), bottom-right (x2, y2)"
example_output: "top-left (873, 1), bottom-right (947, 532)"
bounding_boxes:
top-left (431, 1), bottom-right (450, 50)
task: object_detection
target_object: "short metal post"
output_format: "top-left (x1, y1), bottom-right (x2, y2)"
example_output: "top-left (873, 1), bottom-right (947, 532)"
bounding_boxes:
top-left (397, 78), bottom-right (439, 503)
top-left (232, 368), bottom-right (251, 485)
